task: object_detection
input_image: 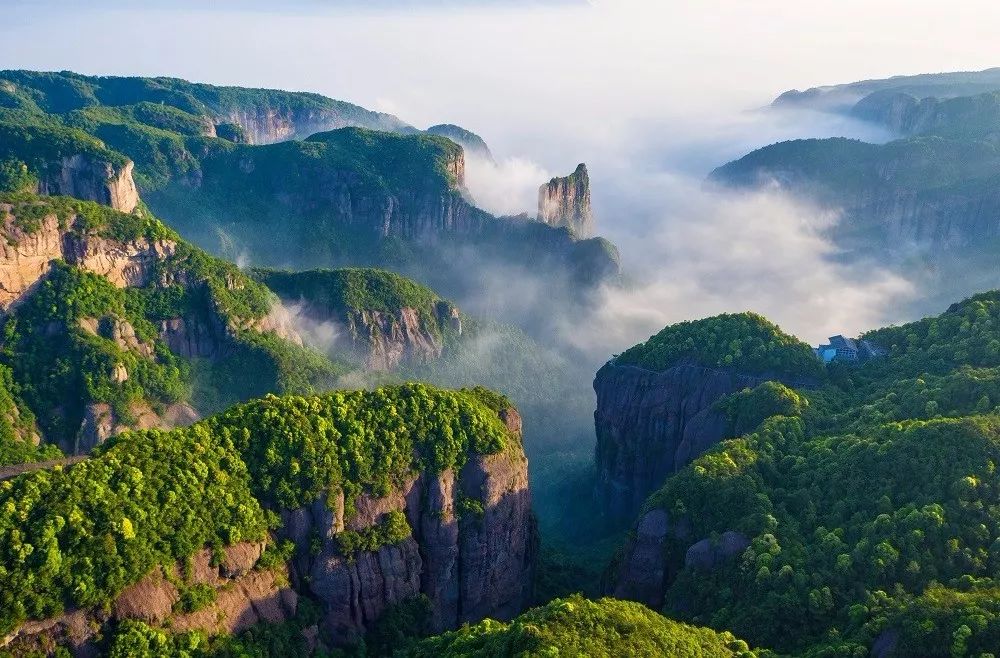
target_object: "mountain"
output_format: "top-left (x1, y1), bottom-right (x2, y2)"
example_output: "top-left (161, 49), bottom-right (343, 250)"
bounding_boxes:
top-left (604, 290), bottom-right (1000, 656)
top-left (252, 267), bottom-right (463, 372)
top-left (592, 312), bottom-right (824, 521)
top-left (0, 193), bottom-right (342, 460)
top-left (537, 163), bottom-right (594, 238)
top-left (401, 594), bottom-right (767, 657)
top-left (1, 384), bottom-right (537, 655)
top-left (772, 67), bottom-right (1000, 113)
top-left (425, 124), bottom-right (494, 162)
top-left (0, 69), bottom-right (413, 144)
top-left (714, 71), bottom-right (1000, 296)
top-left (711, 135), bottom-right (1000, 252)
top-left (0, 71), bottom-right (619, 308)
top-left (711, 96), bottom-right (1000, 310)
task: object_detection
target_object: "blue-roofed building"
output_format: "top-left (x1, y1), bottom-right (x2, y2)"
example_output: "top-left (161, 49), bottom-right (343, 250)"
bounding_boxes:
top-left (815, 335), bottom-right (886, 364)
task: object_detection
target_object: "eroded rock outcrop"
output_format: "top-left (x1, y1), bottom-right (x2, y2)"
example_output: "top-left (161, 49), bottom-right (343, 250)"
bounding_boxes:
top-left (218, 105), bottom-right (406, 146)
top-left (608, 507), bottom-right (749, 608)
top-left (257, 268), bottom-right (463, 372)
top-left (36, 155), bottom-right (139, 213)
top-left (2, 541), bottom-right (295, 655)
top-left (593, 362), bottom-right (779, 520)
top-left (344, 304), bottom-right (460, 371)
top-left (538, 163), bottom-right (594, 238)
top-left (281, 408), bottom-right (536, 643)
top-left (77, 400), bottom-right (199, 454)
top-left (0, 208), bottom-right (175, 311)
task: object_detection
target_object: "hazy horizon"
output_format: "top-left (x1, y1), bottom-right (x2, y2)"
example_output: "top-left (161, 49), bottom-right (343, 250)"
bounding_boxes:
top-left (5, 1), bottom-right (999, 345)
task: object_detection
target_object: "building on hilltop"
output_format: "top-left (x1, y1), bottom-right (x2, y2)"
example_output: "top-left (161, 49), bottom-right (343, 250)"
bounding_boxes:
top-left (815, 335), bottom-right (886, 364)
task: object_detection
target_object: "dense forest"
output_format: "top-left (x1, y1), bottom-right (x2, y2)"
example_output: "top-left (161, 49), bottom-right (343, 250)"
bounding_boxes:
top-left (7, 62), bottom-right (1000, 658)
top-left (607, 292), bottom-right (1000, 656)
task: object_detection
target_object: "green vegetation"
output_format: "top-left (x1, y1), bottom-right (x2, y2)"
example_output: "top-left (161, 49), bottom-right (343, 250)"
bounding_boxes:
top-left (0, 69), bottom-right (409, 192)
top-left (2, 261), bottom-right (188, 444)
top-left (404, 595), bottom-right (766, 657)
top-left (0, 196), bottom-right (343, 446)
top-left (0, 69), bottom-right (617, 300)
top-left (0, 192), bottom-right (174, 242)
top-left (253, 267), bottom-right (460, 347)
top-left (625, 291), bottom-right (1000, 656)
top-left (0, 158), bottom-right (36, 194)
top-left (337, 510), bottom-right (411, 559)
top-left (174, 583), bottom-right (217, 614)
top-left (0, 364), bottom-right (52, 467)
top-left (0, 425), bottom-right (267, 635)
top-left (426, 123), bottom-right (492, 159)
top-left (0, 69), bottom-right (407, 130)
top-left (615, 312), bottom-right (824, 379)
top-left (204, 384), bottom-right (513, 509)
top-left (716, 381), bottom-right (808, 436)
top-left (140, 126), bottom-right (470, 271)
top-left (0, 382), bottom-right (514, 639)
top-left (254, 267), bottom-right (445, 318)
top-left (105, 605), bottom-right (328, 658)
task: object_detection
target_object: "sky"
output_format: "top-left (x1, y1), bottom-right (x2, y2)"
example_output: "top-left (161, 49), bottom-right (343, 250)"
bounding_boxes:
top-left (5, 0), bottom-right (1000, 345)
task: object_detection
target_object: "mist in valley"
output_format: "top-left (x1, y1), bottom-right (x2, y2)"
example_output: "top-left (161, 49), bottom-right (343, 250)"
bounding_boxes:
top-left (10, 0), bottom-right (1000, 553)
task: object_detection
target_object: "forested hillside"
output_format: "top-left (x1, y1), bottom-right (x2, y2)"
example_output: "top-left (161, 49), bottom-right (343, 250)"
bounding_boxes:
top-left (607, 291), bottom-right (1000, 656)
top-left (0, 70), bottom-right (619, 303)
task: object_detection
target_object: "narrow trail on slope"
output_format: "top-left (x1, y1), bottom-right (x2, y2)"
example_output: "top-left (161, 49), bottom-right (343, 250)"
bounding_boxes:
top-left (0, 456), bottom-right (88, 481)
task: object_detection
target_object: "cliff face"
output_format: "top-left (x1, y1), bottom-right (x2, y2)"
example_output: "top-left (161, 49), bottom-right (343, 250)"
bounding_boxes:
top-left (607, 508), bottom-right (749, 609)
top-left (218, 106), bottom-right (398, 146)
top-left (36, 155), bottom-right (139, 213)
top-left (0, 202), bottom-right (316, 453)
top-left (537, 163), bottom-right (594, 238)
top-left (711, 138), bottom-right (1000, 254)
top-left (593, 362), bottom-right (775, 521)
top-left (2, 541), bottom-right (298, 655)
top-left (851, 89), bottom-right (1000, 141)
top-left (345, 304), bottom-right (460, 371)
top-left (0, 208), bottom-right (172, 310)
top-left (255, 268), bottom-right (463, 372)
top-left (282, 408), bottom-right (536, 641)
top-left (846, 185), bottom-right (1000, 249)
top-left (3, 403), bottom-right (537, 653)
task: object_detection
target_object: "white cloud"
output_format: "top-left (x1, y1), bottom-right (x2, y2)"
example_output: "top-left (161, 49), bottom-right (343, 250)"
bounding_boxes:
top-left (464, 155), bottom-right (551, 217)
top-left (562, 177), bottom-right (914, 355)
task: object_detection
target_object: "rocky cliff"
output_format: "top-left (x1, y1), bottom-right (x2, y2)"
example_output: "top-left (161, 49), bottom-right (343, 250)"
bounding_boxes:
top-left (2, 541), bottom-right (297, 655)
top-left (607, 507), bottom-right (750, 609)
top-left (218, 104), bottom-right (405, 145)
top-left (592, 313), bottom-right (824, 522)
top-left (0, 69), bottom-right (413, 145)
top-left (0, 197), bottom-right (328, 455)
top-left (255, 268), bottom-right (462, 371)
top-left (851, 89), bottom-right (1000, 141)
top-left (1, 72), bottom-right (620, 299)
top-left (35, 156), bottom-right (140, 213)
top-left (284, 414), bottom-right (536, 640)
top-left (0, 204), bottom-right (171, 310)
top-left (1, 387), bottom-right (537, 654)
top-left (538, 163), bottom-right (594, 238)
top-left (343, 304), bottom-right (460, 371)
top-left (710, 136), bottom-right (1000, 254)
top-left (593, 362), bottom-right (773, 520)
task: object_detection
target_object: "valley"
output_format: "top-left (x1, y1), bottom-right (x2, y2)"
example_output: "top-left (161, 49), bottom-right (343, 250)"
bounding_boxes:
top-left (4, 45), bottom-right (1000, 658)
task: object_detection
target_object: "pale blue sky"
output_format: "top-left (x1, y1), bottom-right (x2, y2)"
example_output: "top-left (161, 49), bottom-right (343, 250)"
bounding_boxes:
top-left (5, 0), bottom-right (1000, 152)
top-left (5, 0), bottom-right (1000, 340)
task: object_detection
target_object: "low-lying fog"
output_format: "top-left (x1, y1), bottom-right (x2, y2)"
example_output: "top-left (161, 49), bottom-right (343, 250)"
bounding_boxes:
top-left (9, 0), bottom-right (1000, 350)
top-left (9, 0), bottom-right (1000, 535)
